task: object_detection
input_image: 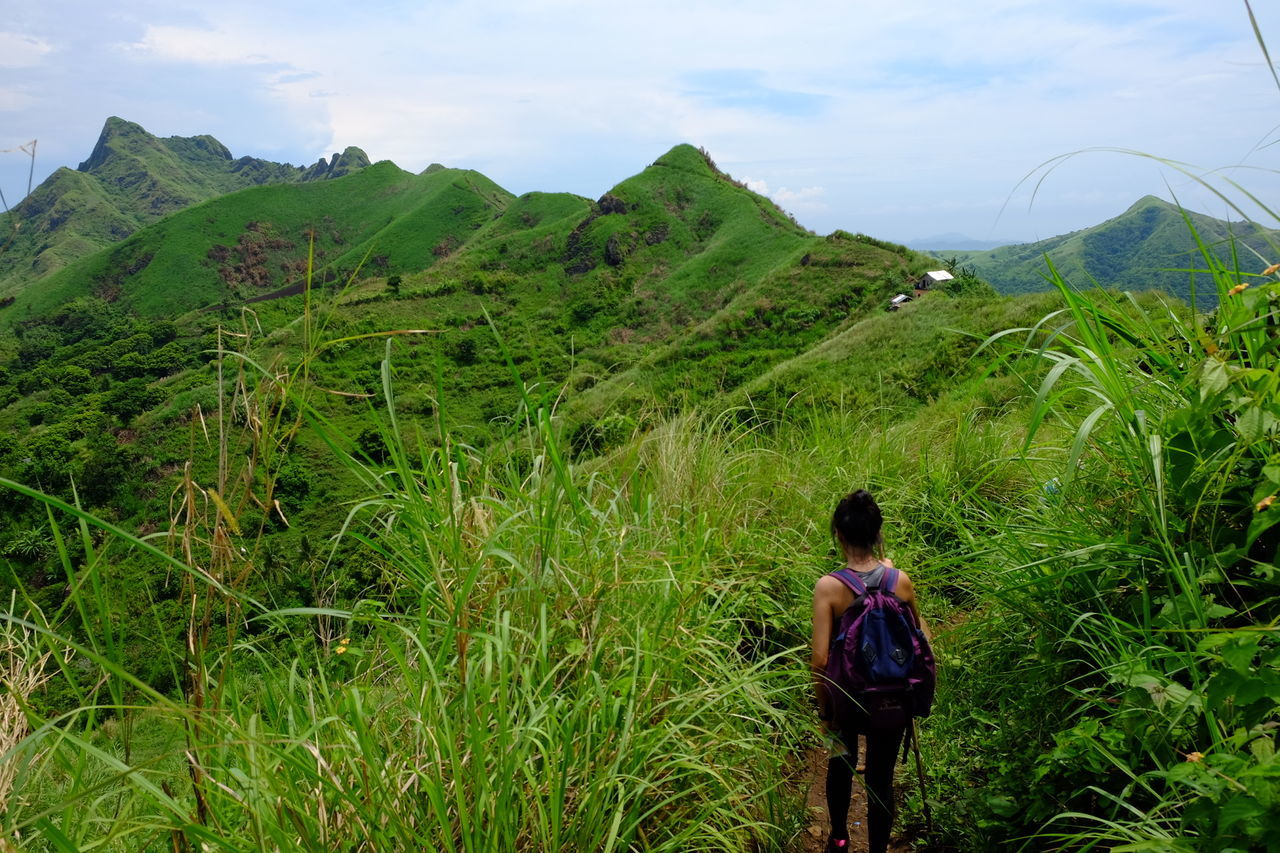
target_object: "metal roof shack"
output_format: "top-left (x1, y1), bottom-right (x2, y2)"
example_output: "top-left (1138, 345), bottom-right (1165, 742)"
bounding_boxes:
top-left (887, 293), bottom-right (912, 311)
top-left (918, 270), bottom-right (953, 290)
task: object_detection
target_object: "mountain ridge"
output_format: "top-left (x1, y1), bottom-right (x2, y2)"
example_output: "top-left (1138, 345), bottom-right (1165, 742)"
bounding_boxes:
top-left (0, 117), bottom-right (371, 296)
top-left (5, 117), bottom-right (1264, 315)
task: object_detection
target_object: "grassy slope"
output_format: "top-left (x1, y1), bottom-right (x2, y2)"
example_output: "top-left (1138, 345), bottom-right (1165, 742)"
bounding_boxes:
top-left (955, 195), bottom-right (1278, 306)
top-left (0, 117), bottom-right (370, 297)
top-left (0, 140), bottom-right (1033, 625)
top-left (13, 269), bottom-right (1276, 851)
top-left (0, 168), bottom-right (138, 280)
top-left (568, 231), bottom-right (925, 419)
top-left (3, 162), bottom-right (513, 321)
top-left (3, 127), bottom-right (1276, 851)
top-left (0, 144), bottom-right (969, 622)
top-left (731, 288), bottom-right (1063, 413)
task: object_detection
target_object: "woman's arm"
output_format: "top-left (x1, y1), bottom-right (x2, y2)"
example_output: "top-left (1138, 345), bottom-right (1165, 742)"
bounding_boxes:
top-left (810, 575), bottom-right (841, 725)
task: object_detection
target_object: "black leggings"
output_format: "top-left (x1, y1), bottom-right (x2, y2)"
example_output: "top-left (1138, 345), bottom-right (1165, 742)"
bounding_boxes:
top-left (826, 725), bottom-right (907, 853)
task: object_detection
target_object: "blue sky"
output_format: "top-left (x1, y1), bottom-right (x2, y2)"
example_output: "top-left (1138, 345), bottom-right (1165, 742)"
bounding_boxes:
top-left (2, 1), bottom-right (1278, 244)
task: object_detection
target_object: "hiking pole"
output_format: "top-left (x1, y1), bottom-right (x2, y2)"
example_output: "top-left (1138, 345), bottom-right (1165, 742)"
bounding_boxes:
top-left (908, 719), bottom-right (934, 835)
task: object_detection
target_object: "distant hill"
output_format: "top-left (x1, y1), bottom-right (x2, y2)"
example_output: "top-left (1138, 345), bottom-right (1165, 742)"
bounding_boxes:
top-left (906, 233), bottom-right (1013, 252)
top-left (953, 196), bottom-right (1279, 306)
top-left (0, 117), bottom-right (369, 296)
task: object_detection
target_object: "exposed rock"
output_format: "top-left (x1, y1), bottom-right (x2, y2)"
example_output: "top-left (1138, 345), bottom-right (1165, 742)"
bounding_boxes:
top-left (299, 147), bottom-right (371, 181)
top-left (329, 146), bottom-right (371, 177)
top-left (605, 232), bottom-right (629, 266)
top-left (563, 213), bottom-right (601, 275)
top-left (76, 117), bottom-right (145, 172)
top-left (186, 135), bottom-right (233, 161)
top-left (598, 193), bottom-right (628, 215)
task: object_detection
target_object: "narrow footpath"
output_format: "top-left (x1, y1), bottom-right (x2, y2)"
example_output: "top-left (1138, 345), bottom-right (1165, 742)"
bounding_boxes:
top-left (796, 746), bottom-right (911, 853)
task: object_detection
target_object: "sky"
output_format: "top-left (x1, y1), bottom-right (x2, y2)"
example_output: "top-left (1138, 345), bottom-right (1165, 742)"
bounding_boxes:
top-left (2, 0), bottom-right (1279, 245)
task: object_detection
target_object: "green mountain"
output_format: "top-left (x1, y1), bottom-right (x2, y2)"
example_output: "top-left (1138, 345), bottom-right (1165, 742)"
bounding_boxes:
top-left (7, 159), bottom-right (511, 320)
top-left (0, 144), bottom-right (959, 523)
top-left (953, 195), bottom-right (1278, 305)
top-left (0, 143), bottom-right (1025, 695)
top-left (0, 117), bottom-right (369, 297)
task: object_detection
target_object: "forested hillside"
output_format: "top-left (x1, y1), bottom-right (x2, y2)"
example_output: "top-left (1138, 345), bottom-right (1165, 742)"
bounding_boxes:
top-left (954, 195), bottom-right (1278, 306)
top-left (0, 142), bottom-right (963, 679)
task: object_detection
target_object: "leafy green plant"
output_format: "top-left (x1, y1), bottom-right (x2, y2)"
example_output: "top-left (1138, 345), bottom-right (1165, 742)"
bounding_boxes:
top-left (926, 230), bottom-right (1280, 849)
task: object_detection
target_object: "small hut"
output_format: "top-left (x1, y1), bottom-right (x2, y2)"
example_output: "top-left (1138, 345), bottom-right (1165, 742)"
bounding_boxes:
top-left (917, 270), bottom-right (953, 292)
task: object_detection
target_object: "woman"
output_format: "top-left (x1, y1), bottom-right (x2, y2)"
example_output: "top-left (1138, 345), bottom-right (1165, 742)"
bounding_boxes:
top-left (810, 489), bottom-right (930, 853)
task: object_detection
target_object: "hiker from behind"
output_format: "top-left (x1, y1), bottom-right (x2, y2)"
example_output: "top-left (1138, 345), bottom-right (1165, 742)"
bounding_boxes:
top-left (810, 489), bottom-right (933, 853)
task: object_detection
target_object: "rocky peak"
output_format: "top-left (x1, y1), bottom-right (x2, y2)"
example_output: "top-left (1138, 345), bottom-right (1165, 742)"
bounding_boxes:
top-left (300, 146), bottom-right (371, 182)
top-left (76, 117), bottom-right (153, 172)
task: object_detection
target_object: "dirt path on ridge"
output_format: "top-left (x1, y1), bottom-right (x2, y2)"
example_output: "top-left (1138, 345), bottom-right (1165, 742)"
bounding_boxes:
top-left (794, 745), bottom-right (911, 853)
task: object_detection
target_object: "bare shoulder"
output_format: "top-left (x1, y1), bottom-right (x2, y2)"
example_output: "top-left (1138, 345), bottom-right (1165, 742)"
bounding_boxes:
top-left (814, 573), bottom-right (845, 599)
top-left (892, 567), bottom-right (917, 598)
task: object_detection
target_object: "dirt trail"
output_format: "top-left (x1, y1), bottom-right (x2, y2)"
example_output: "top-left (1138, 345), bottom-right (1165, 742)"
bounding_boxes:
top-left (795, 745), bottom-right (912, 853)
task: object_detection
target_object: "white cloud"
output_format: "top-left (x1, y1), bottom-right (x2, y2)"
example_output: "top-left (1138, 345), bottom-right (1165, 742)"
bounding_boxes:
top-left (775, 185), bottom-right (826, 209)
top-left (127, 24), bottom-right (277, 65)
top-left (741, 177), bottom-right (826, 217)
top-left (0, 33), bottom-right (53, 69)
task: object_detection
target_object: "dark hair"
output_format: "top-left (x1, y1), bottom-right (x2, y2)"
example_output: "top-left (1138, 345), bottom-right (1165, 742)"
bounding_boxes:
top-left (831, 489), bottom-right (883, 550)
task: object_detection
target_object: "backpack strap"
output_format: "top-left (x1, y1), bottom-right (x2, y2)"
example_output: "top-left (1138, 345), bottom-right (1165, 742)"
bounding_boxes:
top-left (828, 568), bottom-right (867, 596)
top-left (830, 564), bottom-right (899, 594)
top-left (880, 566), bottom-right (900, 595)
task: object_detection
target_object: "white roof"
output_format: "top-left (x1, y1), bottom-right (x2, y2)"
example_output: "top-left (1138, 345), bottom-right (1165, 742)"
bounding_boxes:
top-left (924, 270), bottom-right (954, 282)
top-left (890, 293), bottom-right (911, 304)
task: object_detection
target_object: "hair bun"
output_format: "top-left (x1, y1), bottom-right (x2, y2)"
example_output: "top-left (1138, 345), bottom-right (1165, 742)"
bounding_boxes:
top-left (849, 489), bottom-right (875, 508)
top-left (831, 489), bottom-right (883, 550)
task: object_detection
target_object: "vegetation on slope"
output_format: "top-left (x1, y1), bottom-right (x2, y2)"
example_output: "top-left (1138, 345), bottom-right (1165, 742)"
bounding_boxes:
top-left (0, 117), bottom-right (370, 296)
top-left (8, 244), bottom-right (1275, 850)
top-left (2, 160), bottom-right (510, 320)
top-left (0, 144), bottom-right (955, 705)
top-left (922, 256), bottom-right (1280, 850)
top-left (954, 195), bottom-right (1278, 307)
top-left (0, 280), bottom-right (1058, 851)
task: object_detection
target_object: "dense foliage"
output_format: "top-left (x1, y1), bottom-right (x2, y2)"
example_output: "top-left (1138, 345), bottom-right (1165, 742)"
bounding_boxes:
top-left (921, 254), bottom-right (1280, 850)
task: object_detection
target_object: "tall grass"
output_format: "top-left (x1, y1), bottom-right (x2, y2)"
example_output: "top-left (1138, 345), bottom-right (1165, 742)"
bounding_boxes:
top-left (9, 201), bottom-right (1275, 851)
top-left (920, 231), bottom-right (1280, 850)
top-left (0, 322), bottom-right (827, 850)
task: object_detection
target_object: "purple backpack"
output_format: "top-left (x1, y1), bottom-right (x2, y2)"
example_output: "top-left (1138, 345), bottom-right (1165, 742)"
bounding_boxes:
top-left (824, 564), bottom-right (936, 730)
